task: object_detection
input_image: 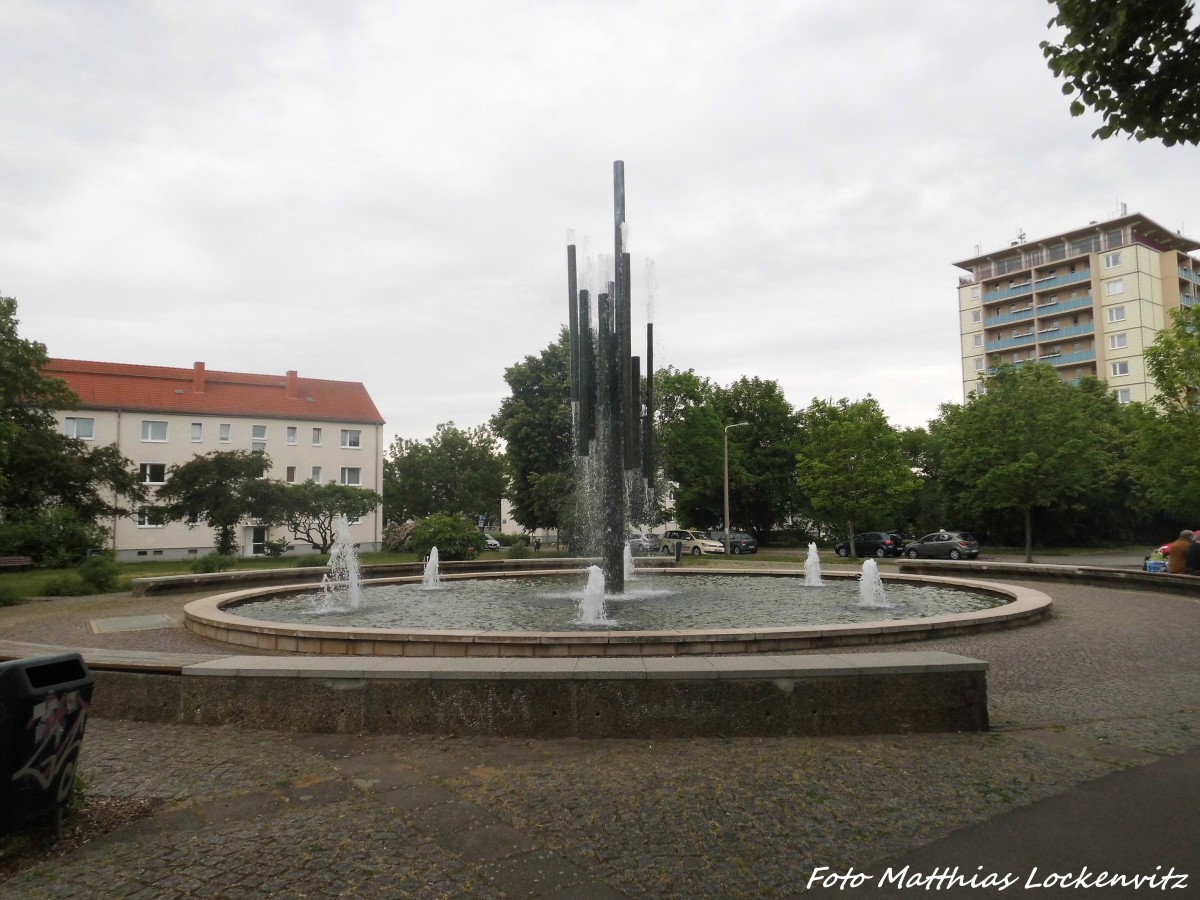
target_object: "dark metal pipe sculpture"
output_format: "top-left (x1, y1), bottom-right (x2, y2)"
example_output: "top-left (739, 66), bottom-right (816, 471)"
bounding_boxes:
top-left (564, 161), bottom-right (655, 592)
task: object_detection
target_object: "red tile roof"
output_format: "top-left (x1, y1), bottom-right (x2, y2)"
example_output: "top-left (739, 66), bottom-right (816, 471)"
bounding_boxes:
top-left (44, 359), bottom-right (385, 425)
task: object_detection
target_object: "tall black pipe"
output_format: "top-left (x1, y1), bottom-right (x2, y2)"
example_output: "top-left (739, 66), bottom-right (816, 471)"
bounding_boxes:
top-left (643, 322), bottom-right (654, 485)
top-left (567, 244), bottom-right (578, 405)
top-left (577, 290), bottom-right (593, 455)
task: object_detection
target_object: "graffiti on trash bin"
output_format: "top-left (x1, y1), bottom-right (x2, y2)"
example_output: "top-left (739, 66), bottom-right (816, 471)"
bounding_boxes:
top-left (13, 689), bottom-right (90, 802)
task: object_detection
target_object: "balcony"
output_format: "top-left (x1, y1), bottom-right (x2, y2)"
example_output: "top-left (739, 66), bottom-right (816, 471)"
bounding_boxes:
top-left (1036, 295), bottom-right (1093, 316)
top-left (982, 281), bottom-right (1034, 302)
top-left (985, 333), bottom-right (1037, 352)
top-left (984, 306), bottom-right (1036, 327)
top-left (1038, 322), bottom-right (1094, 340)
top-left (1034, 270), bottom-right (1092, 291)
top-left (1179, 267), bottom-right (1200, 286)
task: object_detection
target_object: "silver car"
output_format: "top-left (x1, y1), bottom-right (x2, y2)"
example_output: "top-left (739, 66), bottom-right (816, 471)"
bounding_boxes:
top-left (903, 531), bottom-right (979, 560)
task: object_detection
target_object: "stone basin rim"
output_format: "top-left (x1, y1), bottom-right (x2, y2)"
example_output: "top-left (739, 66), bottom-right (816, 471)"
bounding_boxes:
top-left (182, 567), bottom-right (1052, 656)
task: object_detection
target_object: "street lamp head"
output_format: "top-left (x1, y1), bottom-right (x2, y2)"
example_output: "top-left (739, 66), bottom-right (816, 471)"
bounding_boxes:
top-left (725, 421), bottom-right (750, 433)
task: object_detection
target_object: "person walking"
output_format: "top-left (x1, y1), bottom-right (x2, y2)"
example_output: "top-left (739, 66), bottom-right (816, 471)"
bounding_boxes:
top-left (1167, 529), bottom-right (1193, 574)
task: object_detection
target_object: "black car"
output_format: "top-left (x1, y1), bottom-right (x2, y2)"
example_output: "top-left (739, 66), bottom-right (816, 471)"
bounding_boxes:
top-left (708, 531), bottom-right (759, 554)
top-left (834, 531), bottom-right (905, 558)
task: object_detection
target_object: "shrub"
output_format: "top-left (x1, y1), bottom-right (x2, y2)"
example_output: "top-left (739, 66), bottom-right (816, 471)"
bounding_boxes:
top-left (42, 575), bottom-right (91, 597)
top-left (0, 585), bottom-right (24, 607)
top-left (381, 521), bottom-right (417, 552)
top-left (293, 552), bottom-right (329, 569)
top-left (262, 538), bottom-right (291, 559)
top-left (506, 541), bottom-right (531, 560)
top-left (190, 552), bottom-right (236, 574)
top-left (0, 508), bottom-right (109, 567)
top-left (79, 551), bottom-right (121, 593)
top-left (407, 514), bottom-right (480, 561)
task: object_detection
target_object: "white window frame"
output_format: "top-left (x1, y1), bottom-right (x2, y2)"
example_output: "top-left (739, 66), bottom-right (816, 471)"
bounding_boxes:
top-left (139, 463), bottom-right (167, 484)
top-left (1106, 278), bottom-right (1125, 296)
top-left (137, 507), bottom-right (163, 528)
top-left (312, 427), bottom-right (322, 446)
top-left (219, 423), bottom-right (231, 443)
top-left (340, 429), bottom-right (362, 449)
top-left (252, 424), bottom-right (267, 454)
top-left (1116, 388), bottom-right (1132, 403)
top-left (286, 465), bottom-right (296, 483)
top-left (191, 422), bottom-right (203, 442)
top-left (286, 426), bottom-right (297, 446)
top-left (140, 420), bottom-right (168, 442)
top-left (64, 417), bottom-right (95, 440)
top-left (1111, 361), bottom-right (1130, 377)
top-left (1107, 306), bottom-right (1126, 323)
top-left (311, 465), bottom-right (322, 482)
top-left (1103, 251), bottom-right (1121, 269)
top-left (971, 309), bottom-right (982, 323)
top-left (972, 334), bottom-right (983, 347)
top-left (970, 286), bottom-right (981, 299)
top-left (1109, 333), bottom-right (1128, 350)
top-left (973, 358), bottom-right (985, 372)
top-left (340, 466), bottom-right (362, 486)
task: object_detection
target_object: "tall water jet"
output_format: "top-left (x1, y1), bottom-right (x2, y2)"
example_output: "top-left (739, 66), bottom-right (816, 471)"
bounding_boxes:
top-left (566, 161), bottom-right (656, 594)
top-left (804, 542), bottom-right (825, 587)
top-left (858, 558), bottom-right (894, 608)
top-left (623, 543), bottom-right (636, 582)
top-left (422, 547), bottom-right (441, 590)
top-left (578, 565), bottom-right (611, 625)
top-left (319, 518), bottom-right (363, 610)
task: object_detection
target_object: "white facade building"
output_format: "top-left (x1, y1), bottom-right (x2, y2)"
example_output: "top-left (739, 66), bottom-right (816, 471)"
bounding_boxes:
top-left (46, 359), bottom-right (385, 561)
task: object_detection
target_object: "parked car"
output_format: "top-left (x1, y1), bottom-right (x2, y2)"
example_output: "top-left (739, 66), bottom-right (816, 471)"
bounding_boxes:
top-left (627, 532), bottom-right (661, 554)
top-left (660, 529), bottom-right (726, 556)
top-left (902, 531), bottom-right (980, 560)
top-left (708, 531), bottom-right (759, 554)
top-left (482, 534), bottom-right (501, 551)
top-left (834, 532), bottom-right (905, 558)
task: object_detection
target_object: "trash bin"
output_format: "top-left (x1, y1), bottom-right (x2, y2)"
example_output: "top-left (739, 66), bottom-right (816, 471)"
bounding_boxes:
top-left (0, 652), bottom-right (94, 833)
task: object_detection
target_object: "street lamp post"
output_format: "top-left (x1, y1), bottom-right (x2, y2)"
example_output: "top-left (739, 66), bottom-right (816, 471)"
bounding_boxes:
top-left (723, 422), bottom-right (749, 557)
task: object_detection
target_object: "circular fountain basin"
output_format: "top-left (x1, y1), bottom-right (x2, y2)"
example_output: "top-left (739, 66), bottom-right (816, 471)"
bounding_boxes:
top-left (183, 567), bottom-right (1052, 657)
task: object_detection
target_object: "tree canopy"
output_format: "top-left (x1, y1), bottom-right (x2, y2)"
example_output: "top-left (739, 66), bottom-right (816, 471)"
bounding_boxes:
top-left (1041, 0), bottom-right (1200, 145)
top-left (266, 480), bottom-right (382, 553)
top-left (154, 450), bottom-right (275, 555)
top-left (794, 397), bottom-right (918, 547)
top-left (383, 422), bottom-right (504, 526)
top-left (491, 329), bottom-right (574, 533)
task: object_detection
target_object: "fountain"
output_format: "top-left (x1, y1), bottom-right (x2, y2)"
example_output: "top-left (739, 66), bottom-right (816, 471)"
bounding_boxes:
top-left (422, 547), bottom-right (441, 590)
top-left (315, 518), bottom-right (363, 611)
top-left (623, 544), bottom-right (636, 582)
top-left (804, 542), bottom-right (825, 586)
top-left (577, 565), bottom-right (611, 625)
top-left (858, 559), bottom-right (894, 609)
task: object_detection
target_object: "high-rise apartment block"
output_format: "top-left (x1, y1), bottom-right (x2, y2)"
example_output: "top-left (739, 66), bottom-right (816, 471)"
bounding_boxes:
top-left (954, 212), bottom-right (1200, 404)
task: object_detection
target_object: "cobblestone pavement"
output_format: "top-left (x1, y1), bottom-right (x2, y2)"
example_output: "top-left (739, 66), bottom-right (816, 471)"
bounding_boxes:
top-left (1, 579), bottom-right (1198, 898)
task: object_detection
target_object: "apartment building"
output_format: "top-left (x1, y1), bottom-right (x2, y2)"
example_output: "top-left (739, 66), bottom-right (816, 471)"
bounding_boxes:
top-left (954, 212), bottom-right (1200, 404)
top-left (45, 359), bottom-right (385, 561)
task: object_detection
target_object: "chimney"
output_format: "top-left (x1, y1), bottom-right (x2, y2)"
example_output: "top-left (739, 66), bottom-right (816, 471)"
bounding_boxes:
top-left (193, 361), bottom-right (206, 393)
top-left (285, 370), bottom-right (298, 399)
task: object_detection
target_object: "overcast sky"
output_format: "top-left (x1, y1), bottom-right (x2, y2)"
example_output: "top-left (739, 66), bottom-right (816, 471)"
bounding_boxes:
top-left (4, 1), bottom-right (1198, 446)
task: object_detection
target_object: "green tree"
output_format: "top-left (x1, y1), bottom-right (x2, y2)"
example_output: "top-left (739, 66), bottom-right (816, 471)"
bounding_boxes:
top-left (383, 422), bottom-right (504, 526)
top-left (407, 513), bottom-right (481, 561)
top-left (0, 298), bottom-right (144, 563)
top-left (268, 480), bottom-right (382, 553)
top-left (154, 451), bottom-right (274, 555)
top-left (653, 366), bottom-right (723, 529)
top-left (491, 330), bottom-right (573, 533)
top-left (795, 397), bottom-right (918, 551)
top-left (931, 364), bottom-right (1123, 561)
top-left (1040, 0), bottom-right (1200, 145)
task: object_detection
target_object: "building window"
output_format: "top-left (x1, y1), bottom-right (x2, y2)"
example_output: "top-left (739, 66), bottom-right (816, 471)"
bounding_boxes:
top-left (311, 466), bottom-right (322, 482)
top-left (340, 467), bottom-right (361, 486)
top-left (1109, 333), bottom-right (1128, 350)
top-left (141, 420), bottom-right (167, 442)
top-left (340, 429), bottom-right (362, 448)
top-left (139, 463), bottom-right (167, 484)
top-left (252, 424), bottom-right (267, 454)
top-left (191, 422), bottom-right (203, 442)
top-left (1104, 252), bottom-right (1122, 269)
top-left (219, 423), bottom-right (231, 443)
top-left (1107, 306), bottom-right (1126, 323)
top-left (286, 426), bottom-right (297, 445)
top-left (1116, 388), bottom-right (1132, 403)
top-left (312, 427), bottom-right (322, 445)
top-left (971, 309), bottom-right (982, 323)
top-left (64, 417), bottom-right (95, 439)
top-left (1106, 278), bottom-right (1125, 296)
top-left (970, 286), bottom-right (981, 299)
top-left (974, 358), bottom-right (985, 372)
top-left (137, 507), bottom-right (163, 528)
top-left (972, 334), bottom-right (983, 347)
top-left (286, 466), bottom-right (296, 483)
top-left (1111, 361), bottom-right (1130, 377)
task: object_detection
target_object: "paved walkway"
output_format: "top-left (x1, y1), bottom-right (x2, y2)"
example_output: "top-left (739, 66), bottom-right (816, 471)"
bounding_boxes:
top-left (0, 576), bottom-right (1198, 898)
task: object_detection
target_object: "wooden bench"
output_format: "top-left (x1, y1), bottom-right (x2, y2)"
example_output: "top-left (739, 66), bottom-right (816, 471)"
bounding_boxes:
top-left (0, 556), bottom-right (33, 570)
